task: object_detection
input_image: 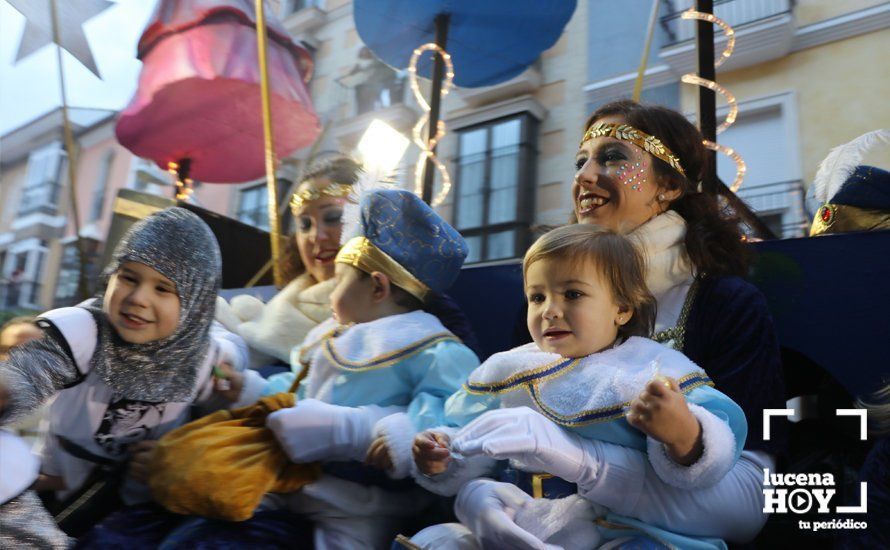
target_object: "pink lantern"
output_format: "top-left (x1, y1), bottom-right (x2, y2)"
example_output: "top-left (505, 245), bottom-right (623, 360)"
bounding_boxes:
top-left (116, 0), bottom-right (320, 183)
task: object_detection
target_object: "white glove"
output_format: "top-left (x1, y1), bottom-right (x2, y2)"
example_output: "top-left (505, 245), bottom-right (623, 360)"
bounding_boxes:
top-left (452, 407), bottom-right (602, 486)
top-left (266, 398), bottom-right (400, 463)
top-left (455, 479), bottom-right (552, 550)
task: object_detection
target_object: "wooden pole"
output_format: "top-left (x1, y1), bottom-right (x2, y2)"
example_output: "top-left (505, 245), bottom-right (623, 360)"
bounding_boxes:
top-left (255, 0), bottom-right (284, 287)
top-left (632, 0), bottom-right (661, 102)
top-left (50, 0), bottom-right (89, 301)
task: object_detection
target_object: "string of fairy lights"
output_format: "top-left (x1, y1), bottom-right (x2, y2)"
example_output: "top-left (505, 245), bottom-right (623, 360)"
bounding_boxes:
top-left (407, 43), bottom-right (455, 207)
top-left (680, 8), bottom-right (747, 193)
top-left (167, 161), bottom-right (194, 200)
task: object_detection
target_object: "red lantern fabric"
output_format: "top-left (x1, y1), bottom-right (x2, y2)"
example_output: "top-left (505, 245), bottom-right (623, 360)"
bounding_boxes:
top-left (116, 0), bottom-right (320, 183)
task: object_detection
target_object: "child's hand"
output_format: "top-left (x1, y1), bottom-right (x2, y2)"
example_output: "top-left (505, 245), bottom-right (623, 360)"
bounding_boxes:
top-left (626, 377), bottom-right (703, 466)
top-left (413, 431), bottom-right (452, 475)
top-left (128, 440), bottom-right (159, 483)
top-left (212, 362), bottom-right (244, 402)
top-left (365, 436), bottom-right (393, 471)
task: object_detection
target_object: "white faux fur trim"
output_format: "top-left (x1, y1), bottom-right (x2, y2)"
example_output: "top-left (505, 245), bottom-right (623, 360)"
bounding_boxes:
top-left (230, 369), bottom-right (267, 409)
top-left (373, 413), bottom-right (417, 479)
top-left (324, 311), bottom-right (453, 365)
top-left (469, 338), bottom-right (707, 419)
top-left (412, 427), bottom-right (497, 496)
top-left (514, 495), bottom-right (603, 550)
top-left (628, 211), bottom-right (694, 298)
top-left (230, 276), bottom-right (335, 363)
top-left (647, 402), bottom-right (737, 489)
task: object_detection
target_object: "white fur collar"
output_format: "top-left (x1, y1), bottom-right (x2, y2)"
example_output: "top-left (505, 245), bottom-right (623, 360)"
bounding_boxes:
top-left (313, 310), bottom-right (455, 370)
top-left (467, 337), bottom-right (710, 425)
top-left (302, 311), bottom-right (457, 400)
top-left (629, 211), bottom-right (694, 298)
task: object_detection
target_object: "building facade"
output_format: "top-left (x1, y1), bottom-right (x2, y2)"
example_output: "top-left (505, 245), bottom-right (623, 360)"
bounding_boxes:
top-left (584, 0), bottom-right (889, 238)
top-left (0, 108), bottom-right (235, 312)
top-left (222, 0), bottom-right (590, 263)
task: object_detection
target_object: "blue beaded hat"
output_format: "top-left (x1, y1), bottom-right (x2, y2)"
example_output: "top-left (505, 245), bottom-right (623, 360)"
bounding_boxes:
top-left (336, 189), bottom-right (468, 302)
top-left (810, 130), bottom-right (890, 235)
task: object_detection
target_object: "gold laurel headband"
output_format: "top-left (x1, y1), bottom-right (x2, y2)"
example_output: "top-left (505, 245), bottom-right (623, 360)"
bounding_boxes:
top-left (335, 237), bottom-right (432, 303)
top-left (290, 181), bottom-right (353, 213)
top-left (580, 122), bottom-right (686, 177)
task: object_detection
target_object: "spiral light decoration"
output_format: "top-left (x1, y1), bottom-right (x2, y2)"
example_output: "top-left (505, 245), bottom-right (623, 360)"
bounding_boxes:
top-left (167, 161), bottom-right (194, 201)
top-left (407, 43), bottom-right (455, 206)
top-left (680, 9), bottom-right (747, 192)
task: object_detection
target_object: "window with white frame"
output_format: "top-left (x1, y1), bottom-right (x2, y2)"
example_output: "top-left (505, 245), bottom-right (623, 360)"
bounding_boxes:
top-left (1, 241), bottom-right (49, 309)
top-left (55, 243), bottom-right (81, 306)
top-left (454, 115), bottom-right (538, 263)
top-left (236, 180), bottom-right (292, 231)
top-left (19, 142), bottom-right (65, 216)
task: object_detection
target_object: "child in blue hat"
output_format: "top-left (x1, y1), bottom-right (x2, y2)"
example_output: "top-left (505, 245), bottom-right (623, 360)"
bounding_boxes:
top-left (264, 188), bottom-right (480, 548)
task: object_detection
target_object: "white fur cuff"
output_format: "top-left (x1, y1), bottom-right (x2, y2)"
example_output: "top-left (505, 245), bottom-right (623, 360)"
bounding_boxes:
top-left (373, 413), bottom-right (417, 479)
top-left (231, 369), bottom-right (267, 409)
top-left (647, 402), bottom-right (737, 489)
top-left (412, 427), bottom-right (497, 496)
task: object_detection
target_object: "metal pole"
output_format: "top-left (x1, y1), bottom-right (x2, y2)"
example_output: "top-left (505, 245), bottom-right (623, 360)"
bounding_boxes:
top-left (422, 13), bottom-right (450, 205)
top-left (50, 0), bottom-right (89, 301)
top-left (255, 0), bottom-right (284, 287)
top-left (696, 0), bottom-right (717, 193)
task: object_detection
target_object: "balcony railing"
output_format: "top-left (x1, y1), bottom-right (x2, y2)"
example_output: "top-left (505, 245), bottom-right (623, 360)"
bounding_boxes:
top-left (660, 0), bottom-right (793, 45)
top-left (17, 181), bottom-right (61, 216)
top-left (0, 280), bottom-right (41, 310)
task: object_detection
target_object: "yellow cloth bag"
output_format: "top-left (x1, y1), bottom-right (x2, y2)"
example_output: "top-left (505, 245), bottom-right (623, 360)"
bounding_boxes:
top-left (148, 392), bottom-right (319, 521)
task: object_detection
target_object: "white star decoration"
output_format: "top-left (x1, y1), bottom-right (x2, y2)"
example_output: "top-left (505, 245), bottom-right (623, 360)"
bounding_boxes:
top-left (6, 0), bottom-right (113, 79)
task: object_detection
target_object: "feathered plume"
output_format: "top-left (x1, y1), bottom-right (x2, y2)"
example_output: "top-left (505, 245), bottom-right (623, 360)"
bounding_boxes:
top-left (340, 164), bottom-right (398, 246)
top-left (813, 129), bottom-right (890, 204)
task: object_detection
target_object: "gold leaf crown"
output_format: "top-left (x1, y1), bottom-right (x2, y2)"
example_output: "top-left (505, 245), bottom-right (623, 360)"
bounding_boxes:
top-left (290, 181), bottom-right (353, 213)
top-left (580, 122), bottom-right (686, 177)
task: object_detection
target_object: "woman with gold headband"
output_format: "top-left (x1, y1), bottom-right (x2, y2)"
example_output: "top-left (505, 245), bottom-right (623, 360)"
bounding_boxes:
top-left (217, 157), bottom-right (480, 381)
top-left (437, 101), bottom-right (787, 548)
top-left (215, 157), bottom-right (357, 374)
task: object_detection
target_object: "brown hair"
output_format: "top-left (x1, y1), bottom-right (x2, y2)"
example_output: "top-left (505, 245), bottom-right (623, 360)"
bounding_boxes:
top-left (581, 100), bottom-right (750, 277)
top-left (278, 156), bottom-right (364, 286)
top-left (355, 270), bottom-right (424, 312)
top-left (524, 225), bottom-right (656, 339)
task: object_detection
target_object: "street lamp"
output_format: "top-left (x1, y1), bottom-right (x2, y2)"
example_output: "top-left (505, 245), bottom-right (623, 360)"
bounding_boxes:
top-left (357, 119), bottom-right (410, 177)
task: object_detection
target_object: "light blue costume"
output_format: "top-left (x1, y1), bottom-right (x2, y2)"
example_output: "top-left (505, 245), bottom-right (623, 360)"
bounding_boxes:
top-left (415, 337), bottom-right (747, 550)
top-left (263, 188), bottom-right (480, 549)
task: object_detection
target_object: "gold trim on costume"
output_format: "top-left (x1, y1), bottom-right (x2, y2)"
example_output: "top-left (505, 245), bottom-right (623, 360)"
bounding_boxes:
top-left (581, 122), bottom-right (686, 177)
top-left (463, 357), bottom-right (580, 395)
top-left (652, 276), bottom-right (701, 350)
top-left (320, 332), bottom-right (457, 372)
top-left (290, 181), bottom-right (352, 213)
top-left (809, 204), bottom-right (890, 236)
top-left (531, 473), bottom-right (553, 499)
top-left (527, 370), bottom-right (714, 427)
top-left (335, 237), bottom-right (432, 303)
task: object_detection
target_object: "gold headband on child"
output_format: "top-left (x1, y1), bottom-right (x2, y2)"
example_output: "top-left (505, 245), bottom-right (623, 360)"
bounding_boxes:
top-left (335, 237), bottom-right (432, 303)
top-left (290, 181), bottom-right (353, 213)
top-left (580, 122), bottom-right (686, 177)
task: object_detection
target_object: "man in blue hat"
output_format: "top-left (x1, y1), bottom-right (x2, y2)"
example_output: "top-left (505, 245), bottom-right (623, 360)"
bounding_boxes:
top-left (265, 188), bottom-right (480, 549)
top-left (810, 129), bottom-right (890, 235)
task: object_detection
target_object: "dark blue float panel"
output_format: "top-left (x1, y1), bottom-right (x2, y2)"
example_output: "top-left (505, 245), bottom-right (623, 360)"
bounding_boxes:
top-left (750, 230), bottom-right (890, 397)
top-left (221, 230), bottom-right (890, 397)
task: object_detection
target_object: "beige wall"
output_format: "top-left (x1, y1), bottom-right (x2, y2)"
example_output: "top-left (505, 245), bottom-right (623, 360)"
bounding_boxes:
top-left (680, 30), bottom-right (890, 187)
top-left (0, 161), bottom-right (28, 231)
top-left (794, 0), bottom-right (886, 27)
